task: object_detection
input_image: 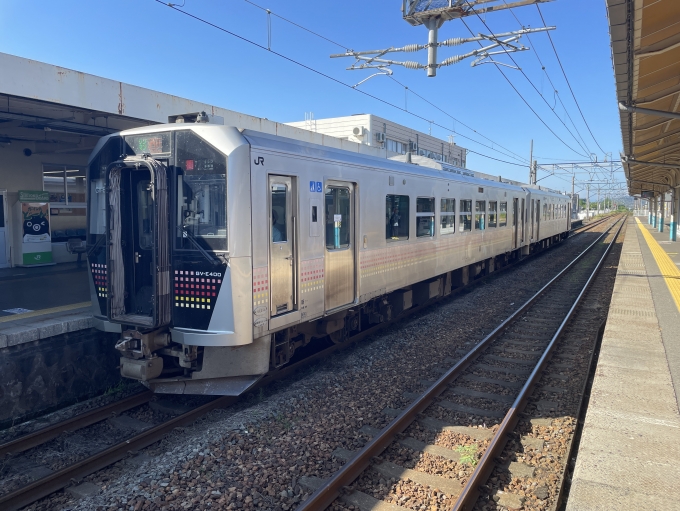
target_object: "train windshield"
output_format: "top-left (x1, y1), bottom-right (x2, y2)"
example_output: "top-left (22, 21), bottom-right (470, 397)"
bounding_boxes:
top-left (174, 130), bottom-right (227, 252)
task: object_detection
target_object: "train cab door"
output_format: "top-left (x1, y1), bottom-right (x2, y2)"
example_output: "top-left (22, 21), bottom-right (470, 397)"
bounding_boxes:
top-left (107, 158), bottom-right (170, 328)
top-left (536, 200), bottom-right (541, 240)
top-left (512, 198), bottom-right (519, 249)
top-left (324, 181), bottom-right (355, 311)
top-left (269, 175), bottom-right (297, 317)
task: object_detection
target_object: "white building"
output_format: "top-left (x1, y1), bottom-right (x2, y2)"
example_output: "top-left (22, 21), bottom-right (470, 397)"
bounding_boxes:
top-left (286, 114), bottom-right (467, 168)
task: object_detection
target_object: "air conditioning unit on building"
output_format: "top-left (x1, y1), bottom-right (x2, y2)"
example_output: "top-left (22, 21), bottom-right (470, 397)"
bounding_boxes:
top-left (352, 127), bottom-right (366, 138)
top-left (409, 141), bottom-right (418, 152)
top-left (375, 132), bottom-right (386, 143)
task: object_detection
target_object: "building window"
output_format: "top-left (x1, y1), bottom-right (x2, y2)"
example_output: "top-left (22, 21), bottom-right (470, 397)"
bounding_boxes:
top-left (488, 201), bottom-right (497, 228)
top-left (441, 198), bottom-right (455, 234)
top-left (386, 195), bottom-right (410, 241)
top-left (416, 197), bottom-right (435, 237)
top-left (475, 200), bottom-right (486, 230)
top-left (460, 200), bottom-right (472, 231)
top-left (386, 139), bottom-right (406, 154)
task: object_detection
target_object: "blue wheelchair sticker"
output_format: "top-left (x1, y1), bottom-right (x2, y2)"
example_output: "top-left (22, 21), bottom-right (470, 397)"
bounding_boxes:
top-left (316, 181), bottom-right (322, 192)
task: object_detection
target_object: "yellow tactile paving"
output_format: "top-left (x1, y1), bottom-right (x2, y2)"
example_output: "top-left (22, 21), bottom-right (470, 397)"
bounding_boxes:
top-left (0, 301), bottom-right (91, 323)
top-left (635, 217), bottom-right (680, 313)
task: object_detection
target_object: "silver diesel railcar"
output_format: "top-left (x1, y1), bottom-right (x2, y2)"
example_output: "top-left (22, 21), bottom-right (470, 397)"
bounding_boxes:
top-left (86, 120), bottom-right (571, 395)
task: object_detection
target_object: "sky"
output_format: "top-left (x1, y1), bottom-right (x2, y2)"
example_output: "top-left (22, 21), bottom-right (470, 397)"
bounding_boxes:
top-left (0, 0), bottom-right (625, 197)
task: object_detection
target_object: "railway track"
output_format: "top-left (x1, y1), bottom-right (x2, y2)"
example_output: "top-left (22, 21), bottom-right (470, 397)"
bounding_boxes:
top-left (0, 216), bottom-right (616, 511)
top-left (295, 214), bottom-right (624, 511)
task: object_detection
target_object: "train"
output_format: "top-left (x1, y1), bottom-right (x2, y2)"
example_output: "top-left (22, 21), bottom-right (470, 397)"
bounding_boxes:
top-left (86, 115), bottom-right (571, 395)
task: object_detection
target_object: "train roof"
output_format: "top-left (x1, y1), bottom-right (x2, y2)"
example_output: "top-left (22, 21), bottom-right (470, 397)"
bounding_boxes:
top-left (90, 123), bottom-right (567, 200)
top-left (243, 129), bottom-right (567, 199)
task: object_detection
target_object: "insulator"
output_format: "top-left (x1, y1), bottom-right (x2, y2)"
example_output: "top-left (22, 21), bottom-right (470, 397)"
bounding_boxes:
top-left (400, 44), bottom-right (422, 52)
top-left (439, 55), bottom-right (463, 67)
top-left (440, 38), bottom-right (465, 47)
top-left (402, 61), bottom-right (423, 70)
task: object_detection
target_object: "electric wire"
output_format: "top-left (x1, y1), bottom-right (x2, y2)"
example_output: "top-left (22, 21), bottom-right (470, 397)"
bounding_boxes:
top-left (537, 4), bottom-right (608, 156)
top-left (243, 0), bottom-right (531, 165)
top-left (156, 1), bottom-right (527, 167)
top-left (461, 4), bottom-right (590, 158)
top-left (501, 0), bottom-right (595, 158)
top-left (388, 75), bottom-right (530, 164)
top-left (243, 0), bottom-right (348, 51)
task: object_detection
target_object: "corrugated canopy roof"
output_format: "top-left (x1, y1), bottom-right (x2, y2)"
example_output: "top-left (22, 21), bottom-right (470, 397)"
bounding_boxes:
top-left (608, 0), bottom-right (680, 196)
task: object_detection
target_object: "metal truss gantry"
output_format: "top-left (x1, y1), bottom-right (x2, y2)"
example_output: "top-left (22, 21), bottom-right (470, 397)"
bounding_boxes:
top-left (331, 0), bottom-right (555, 77)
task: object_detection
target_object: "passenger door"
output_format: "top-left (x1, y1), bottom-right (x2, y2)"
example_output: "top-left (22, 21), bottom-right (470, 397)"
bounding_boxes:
top-left (536, 200), bottom-right (541, 240)
top-left (324, 181), bottom-right (355, 311)
top-left (0, 191), bottom-right (8, 268)
top-left (512, 198), bottom-right (519, 249)
top-left (269, 175), bottom-right (296, 316)
top-left (530, 199), bottom-right (535, 241)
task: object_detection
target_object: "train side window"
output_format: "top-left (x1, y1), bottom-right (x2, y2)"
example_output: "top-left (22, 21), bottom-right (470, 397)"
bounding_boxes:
top-left (475, 200), bottom-right (486, 230)
top-left (271, 184), bottom-right (288, 243)
top-left (325, 187), bottom-right (350, 250)
top-left (386, 194), bottom-right (410, 241)
top-left (441, 198), bottom-right (455, 235)
top-left (460, 200), bottom-right (472, 231)
top-left (499, 202), bottom-right (507, 227)
top-left (416, 197), bottom-right (435, 238)
top-left (488, 201), bottom-right (497, 228)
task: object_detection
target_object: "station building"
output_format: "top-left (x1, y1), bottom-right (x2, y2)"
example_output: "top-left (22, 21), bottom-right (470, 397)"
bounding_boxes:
top-left (0, 52), bottom-right (470, 269)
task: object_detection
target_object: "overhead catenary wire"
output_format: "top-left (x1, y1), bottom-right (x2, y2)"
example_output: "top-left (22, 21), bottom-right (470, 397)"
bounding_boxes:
top-left (242, 0), bottom-right (530, 165)
top-left (243, 0), bottom-right (348, 51)
top-left (388, 74), bottom-right (530, 164)
top-left (537, 4), bottom-right (608, 156)
top-left (157, 1), bottom-right (528, 167)
top-left (461, 2), bottom-right (591, 158)
top-left (501, 0), bottom-right (595, 157)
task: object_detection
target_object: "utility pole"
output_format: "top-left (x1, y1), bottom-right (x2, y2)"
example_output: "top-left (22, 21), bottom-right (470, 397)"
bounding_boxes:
top-left (571, 175), bottom-right (575, 217)
top-left (597, 186), bottom-right (600, 216)
top-left (586, 184), bottom-right (590, 221)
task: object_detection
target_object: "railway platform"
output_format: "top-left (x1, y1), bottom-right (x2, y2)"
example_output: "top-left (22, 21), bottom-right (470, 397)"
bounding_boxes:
top-left (566, 216), bottom-right (680, 510)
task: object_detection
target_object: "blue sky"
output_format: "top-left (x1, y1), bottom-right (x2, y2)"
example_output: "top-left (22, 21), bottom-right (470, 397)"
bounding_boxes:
top-left (0, 0), bottom-right (623, 194)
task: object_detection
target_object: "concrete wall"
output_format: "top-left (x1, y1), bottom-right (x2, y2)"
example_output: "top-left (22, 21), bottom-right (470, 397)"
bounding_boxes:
top-left (0, 328), bottom-right (121, 428)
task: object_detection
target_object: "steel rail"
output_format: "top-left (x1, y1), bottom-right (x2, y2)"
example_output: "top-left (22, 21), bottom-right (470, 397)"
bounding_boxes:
top-left (0, 216), bottom-right (617, 511)
top-left (0, 391), bottom-right (153, 458)
top-left (0, 393), bottom-right (238, 511)
top-left (451, 215), bottom-right (625, 511)
top-left (294, 214), bottom-right (623, 511)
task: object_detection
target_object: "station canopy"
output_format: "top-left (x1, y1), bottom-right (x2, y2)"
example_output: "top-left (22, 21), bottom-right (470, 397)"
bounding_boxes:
top-left (608, 0), bottom-right (680, 197)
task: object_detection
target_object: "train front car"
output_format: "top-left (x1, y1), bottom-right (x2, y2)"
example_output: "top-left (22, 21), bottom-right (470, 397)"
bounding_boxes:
top-left (87, 123), bottom-right (260, 395)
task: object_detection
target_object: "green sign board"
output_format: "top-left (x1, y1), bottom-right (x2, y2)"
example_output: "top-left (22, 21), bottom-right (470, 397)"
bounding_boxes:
top-left (19, 190), bottom-right (50, 202)
top-left (22, 251), bottom-right (53, 265)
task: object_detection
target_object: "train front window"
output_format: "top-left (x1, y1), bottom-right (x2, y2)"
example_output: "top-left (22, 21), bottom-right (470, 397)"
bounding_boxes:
top-left (175, 131), bottom-right (227, 252)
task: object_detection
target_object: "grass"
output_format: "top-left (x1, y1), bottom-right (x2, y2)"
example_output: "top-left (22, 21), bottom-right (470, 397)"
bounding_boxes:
top-left (455, 444), bottom-right (479, 466)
